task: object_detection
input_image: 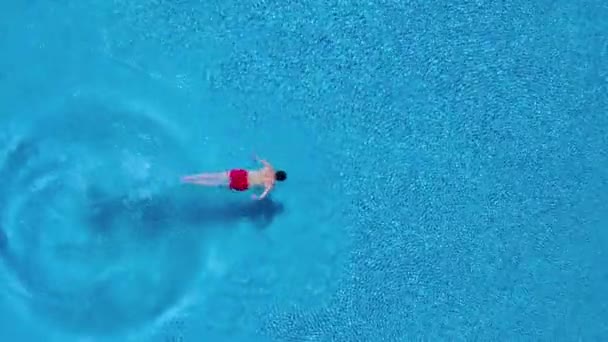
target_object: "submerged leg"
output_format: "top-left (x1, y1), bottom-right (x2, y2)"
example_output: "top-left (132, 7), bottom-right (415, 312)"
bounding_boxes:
top-left (181, 172), bottom-right (227, 185)
top-left (186, 179), bottom-right (222, 186)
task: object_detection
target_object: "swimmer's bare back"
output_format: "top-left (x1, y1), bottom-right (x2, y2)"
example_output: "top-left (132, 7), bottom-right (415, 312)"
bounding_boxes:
top-left (181, 155), bottom-right (287, 200)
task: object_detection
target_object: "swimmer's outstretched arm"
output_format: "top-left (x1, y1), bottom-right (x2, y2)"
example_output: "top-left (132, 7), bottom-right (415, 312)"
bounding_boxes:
top-left (252, 186), bottom-right (271, 200)
top-left (253, 154), bottom-right (271, 168)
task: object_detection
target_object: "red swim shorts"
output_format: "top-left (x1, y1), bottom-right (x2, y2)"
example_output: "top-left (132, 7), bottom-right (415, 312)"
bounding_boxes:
top-left (228, 169), bottom-right (249, 191)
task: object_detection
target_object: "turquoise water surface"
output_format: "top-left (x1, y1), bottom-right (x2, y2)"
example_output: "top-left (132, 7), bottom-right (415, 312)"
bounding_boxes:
top-left (1, 1), bottom-right (607, 341)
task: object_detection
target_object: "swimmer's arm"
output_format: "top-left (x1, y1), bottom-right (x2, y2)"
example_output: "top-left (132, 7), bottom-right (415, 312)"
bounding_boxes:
top-left (253, 154), bottom-right (271, 168)
top-left (253, 185), bottom-right (272, 200)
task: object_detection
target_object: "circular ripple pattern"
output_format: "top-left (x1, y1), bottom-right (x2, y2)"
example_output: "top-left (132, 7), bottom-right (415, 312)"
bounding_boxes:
top-left (0, 92), bottom-right (203, 336)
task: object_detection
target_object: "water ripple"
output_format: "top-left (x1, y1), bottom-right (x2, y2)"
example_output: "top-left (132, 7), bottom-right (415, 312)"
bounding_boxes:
top-left (0, 92), bottom-right (204, 336)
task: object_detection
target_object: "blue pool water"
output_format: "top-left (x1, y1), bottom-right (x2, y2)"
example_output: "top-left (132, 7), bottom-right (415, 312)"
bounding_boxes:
top-left (1, 1), bottom-right (607, 341)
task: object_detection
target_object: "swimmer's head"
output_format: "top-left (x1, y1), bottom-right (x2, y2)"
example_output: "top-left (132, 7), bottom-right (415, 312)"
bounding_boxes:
top-left (275, 170), bottom-right (287, 182)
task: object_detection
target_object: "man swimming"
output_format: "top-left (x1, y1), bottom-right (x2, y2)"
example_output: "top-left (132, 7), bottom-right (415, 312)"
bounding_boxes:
top-left (181, 155), bottom-right (287, 200)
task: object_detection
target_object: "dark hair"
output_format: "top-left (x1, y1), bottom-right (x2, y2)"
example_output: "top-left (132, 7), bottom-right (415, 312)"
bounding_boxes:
top-left (275, 170), bottom-right (287, 181)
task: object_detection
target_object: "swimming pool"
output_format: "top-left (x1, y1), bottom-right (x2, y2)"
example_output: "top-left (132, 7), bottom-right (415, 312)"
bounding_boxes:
top-left (1, 1), bottom-right (607, 341)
